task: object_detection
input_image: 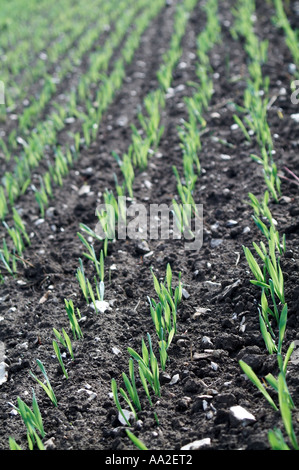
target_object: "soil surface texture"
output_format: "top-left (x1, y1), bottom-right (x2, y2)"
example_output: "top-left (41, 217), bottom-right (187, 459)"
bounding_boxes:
top-left (0, 0), bottom-right (299, 454)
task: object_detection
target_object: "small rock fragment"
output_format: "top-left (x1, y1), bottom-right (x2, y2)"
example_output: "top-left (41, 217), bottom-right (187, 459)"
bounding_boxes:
top-left (112, 347), bottom-right (121, 355)
top-left (202, 336), bottom-right (213, 347)
top-left (210, 238), bottom-right (223, 248)
top-left (169, 374), bottom-right (180, 385)
top-left (203, 281), bottom-right (221, 292)
top-left (118, 409), bottom-right (135, 425)
top-left (90, 300), bottom-right (111, 313)
top-left (229, 405), bottom-right (256, 426)
top-left (44, 437), bottom-right (56, 450)
top-left (181, 438), bottom-right (211, 450)
top-left (182, 288), bottom-right (190, 299)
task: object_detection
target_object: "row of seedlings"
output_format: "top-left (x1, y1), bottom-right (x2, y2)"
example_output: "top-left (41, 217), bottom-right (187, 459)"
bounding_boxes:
top-left (231, 0), bottom-right (298, 450)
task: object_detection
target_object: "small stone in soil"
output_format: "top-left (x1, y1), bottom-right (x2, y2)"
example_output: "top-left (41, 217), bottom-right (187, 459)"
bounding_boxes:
top-left (210, 238), bottom-right (223, 248)
top-left (229, 405), bottom-right (256, 426)
top-left (181, 438), bottom-right (211, 450)
top-left (201, 336), bottom-right (213, 347)
top-left (169, 374), bottom-right (180, 385)
top-left (182, 288), bottom-right (190, 299)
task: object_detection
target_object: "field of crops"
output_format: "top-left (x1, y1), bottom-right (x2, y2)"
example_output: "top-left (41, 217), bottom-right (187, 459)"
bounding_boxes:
top-left (0, 0), bottom-right (299, 453)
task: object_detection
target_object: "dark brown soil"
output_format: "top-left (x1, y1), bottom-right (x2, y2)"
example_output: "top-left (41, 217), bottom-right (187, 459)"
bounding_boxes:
top-left (0, 0), bottom-right (298, 456)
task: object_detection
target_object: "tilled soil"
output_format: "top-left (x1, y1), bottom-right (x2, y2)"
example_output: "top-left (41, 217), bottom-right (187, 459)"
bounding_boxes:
top-left (0, 0), bottom-right (299, 454)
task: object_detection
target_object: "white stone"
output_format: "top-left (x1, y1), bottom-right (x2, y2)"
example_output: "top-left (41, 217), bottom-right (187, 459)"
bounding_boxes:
top-left (220, 154), bottom-right (231, 160)
top-left (230, 405), bottom-right (256, 425)
top-left (0, 362), bottom-right (8, 385)
top-left (181, 438), bottom-right (211, 450)
top-left (169, 374), bottom-right (180, 385)
top-left (118, 409), bottom-right (134, 425)
top-left (90, 300), bottom-right (111, 313)
top-left (112, 347), bottom-right (121, 355)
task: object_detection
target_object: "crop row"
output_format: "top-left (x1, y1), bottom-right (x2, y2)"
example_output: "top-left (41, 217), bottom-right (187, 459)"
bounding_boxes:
top-left (231, 0), bottom-right (298, 450)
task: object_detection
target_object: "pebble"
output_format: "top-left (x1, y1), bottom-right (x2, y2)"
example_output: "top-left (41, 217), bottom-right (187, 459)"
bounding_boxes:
top-left (116, 116), bottom-right (128, 127)
top-left (144, 180), bottom-right (152, 189)
top-left (90, 300), bottom-right (111, 313)
top-left (44, 437), bottom-right (56, 450)
top-left (226, 219), bottom-right (238, 227)
top-left (203, 281), bottom-right (221, 292)
top-left (178, 62), bottom-right (187, 70)
top-left (193, 352), bottom-right (212, 360)
top-left (0, 342), bottom-right (8, 386)
top-left (118, 409), bottom-right (134, 425)
top-left (78, 185), bottom-right (91, 196)
top-left (210, 238), bottom-right (223, 248)
top-left (112, 347), bottom-right (121, 355)
top-left (206, 410), bottom-right (214, 420)
top-left (65, 117), bottom-right (75, 124)
top-left (160, 371), bottom-right (171, 383)
top-left (289, 340), bottom-right (299, 365)
top-left (202, 336), bottom-right (213, 347)
top-left (16, 136), bottom-right (28, 147)
top-left (202, 399), bottom-right (209, 411)
top-left (193, 307), bottom-right (211, 317)
top-left (0, 362), bottom-right (8, 386)
top-left (34, 218), bottom-right (44, 226)
top-left (220, 154), bottom-right (231, 160)
top-left (182, 288), bottom-right (190, 299)
top-left (80, 167), bottom-right (93, 176)
top-left (181, 438), bottom-right (211, 450)
top-left (229, 405), bottom-right (256, 426)
top-left (169, 374), bottom-right (180, 385)
top-left (288, 63), bottom-right (297, 74)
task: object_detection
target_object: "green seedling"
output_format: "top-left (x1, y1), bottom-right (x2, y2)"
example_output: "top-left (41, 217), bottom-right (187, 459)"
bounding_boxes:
top-left (239, 360), bottom-right (278, 411)
top-left (111, 378), bottom-right (131, 426)
top-left (128, 334), bottom-right (161, 397)
top-left (53, 327), bottom-right (74, 360)
top-left (53, 340), bottom-right (68, 379)
top-left (30, 359), bottom-right (57, 407)
top-left (100, 249), bottom-right (104, 282)
top-left (118, 360), bottom-right (142, 420)
top-left (3, 221), bottom-right (25, 257)
top-left (77, 232), bottom-right (102, 279)
top-left (10, 389), bottom-right (45, 450)
top-left (126, 430), bottom-right (148, 450)
top-left (158, 328), bottom-right (168, 371)
top-left (0, 187), bottom-right (8, 220)
top-left (76, 258), bottom-right (89, 304)
top-left (9, 437), bottom-right (23, 450)
top-left (0, 239), bottom-right (17, 276)
top-left (87, 278), bottom-right (98, 313)
top-left (233, 114), bottom-right (251, 141)
top-left (64, 299), bottom-right (83, 339)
